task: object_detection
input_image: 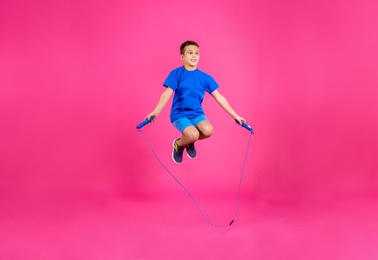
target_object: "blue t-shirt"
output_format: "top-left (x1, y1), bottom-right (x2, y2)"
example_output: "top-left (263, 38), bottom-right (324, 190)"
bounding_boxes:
top-left (163, 66), bottom-right (219, 123)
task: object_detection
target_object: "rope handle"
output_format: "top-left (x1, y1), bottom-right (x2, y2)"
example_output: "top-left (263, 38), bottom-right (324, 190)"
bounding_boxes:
top-left (136, 116), bottom-right (155, 129)
top-left (235, 120), bottom-right (254, 133)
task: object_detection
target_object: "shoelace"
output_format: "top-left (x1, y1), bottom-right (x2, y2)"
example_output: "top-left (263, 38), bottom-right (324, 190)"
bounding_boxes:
top-left (174, 140), bottom-right (184, 152)
top-left (186, 143), bottom-right (194, 149)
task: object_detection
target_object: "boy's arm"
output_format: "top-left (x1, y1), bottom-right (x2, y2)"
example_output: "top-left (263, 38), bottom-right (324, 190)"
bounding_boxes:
top-left (145, 87), bottom-right (174, 121)
top-left (211, 90), bottom-right (245, 124)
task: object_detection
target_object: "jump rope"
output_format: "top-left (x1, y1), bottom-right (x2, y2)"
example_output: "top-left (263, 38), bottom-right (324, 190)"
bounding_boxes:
top-left (136, 116), bottom-right (254, 228)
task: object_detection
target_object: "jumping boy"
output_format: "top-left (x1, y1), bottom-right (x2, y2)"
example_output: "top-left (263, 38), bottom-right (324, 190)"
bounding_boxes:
top-left (145, 40), bottom-right (246, 164)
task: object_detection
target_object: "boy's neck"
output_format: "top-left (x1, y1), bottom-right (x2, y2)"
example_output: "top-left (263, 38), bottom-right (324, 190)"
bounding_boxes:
top-left (183, 65), bottom-right (197, 71)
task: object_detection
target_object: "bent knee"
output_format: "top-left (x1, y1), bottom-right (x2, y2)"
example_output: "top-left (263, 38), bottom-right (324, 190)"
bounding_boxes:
top-left (200, 125), bottom-right (214, 137)
top-left (183, 128), bottom-right (200, 142)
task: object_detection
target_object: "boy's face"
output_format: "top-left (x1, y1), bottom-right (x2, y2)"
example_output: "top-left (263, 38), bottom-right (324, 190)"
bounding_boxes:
top-left (181, 45), bottom-right (200, 70)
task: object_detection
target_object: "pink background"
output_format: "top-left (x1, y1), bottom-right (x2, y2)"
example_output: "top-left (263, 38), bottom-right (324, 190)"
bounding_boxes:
top-left (1, 0), bottom-right (377, 199)
top-left (1, 0), bottom-right (378, 259)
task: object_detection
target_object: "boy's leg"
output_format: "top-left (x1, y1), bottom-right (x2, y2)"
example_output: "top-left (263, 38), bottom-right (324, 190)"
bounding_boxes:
top-left (177, 126), bottom-right (200, 146)
top-left (171, 116), bottom-right (212, 162)
top-left (182, 119), bottom-right (213, 159)
top-left (172, 126), bottom-right (199, 163)
top-left (178, 126), bottom-right (200, 159)
top-left (172, 118), bottom-right (200, 163)
top-left (195, 120), bottom-right (214, 140)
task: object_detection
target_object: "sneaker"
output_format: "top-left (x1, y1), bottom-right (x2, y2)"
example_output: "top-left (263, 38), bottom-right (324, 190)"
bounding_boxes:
top-left (186, 143), bottom-right (197, 159)
top-left (172, 139), bottom-right (184, 164)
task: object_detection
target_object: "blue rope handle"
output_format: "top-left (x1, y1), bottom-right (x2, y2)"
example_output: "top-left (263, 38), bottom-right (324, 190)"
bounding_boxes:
top-left (235, 119), bottom-right (254, 133)
top-left (136, 116), bottom-right (155, 129)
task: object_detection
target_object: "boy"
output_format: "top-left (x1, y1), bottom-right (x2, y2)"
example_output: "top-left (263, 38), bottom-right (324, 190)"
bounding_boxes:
top-left (145, 40), bottom-right (246, 164)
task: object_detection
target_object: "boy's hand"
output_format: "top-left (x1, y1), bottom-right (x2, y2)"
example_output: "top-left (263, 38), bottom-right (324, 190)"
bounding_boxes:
top-left (145, 112), bottom-right (157, 122)
top-left (234, 115), bottom-right (246, 126)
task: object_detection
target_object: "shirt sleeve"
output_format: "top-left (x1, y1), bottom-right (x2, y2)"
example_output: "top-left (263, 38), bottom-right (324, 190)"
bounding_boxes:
top-left (163, 70), bottom-right (178, 91)
top-left (205, 74), bottom-right (219, 93)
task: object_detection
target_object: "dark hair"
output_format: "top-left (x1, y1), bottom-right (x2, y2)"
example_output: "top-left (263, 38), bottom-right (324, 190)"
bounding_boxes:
top-left (180, 40), bottom-right (199, 54)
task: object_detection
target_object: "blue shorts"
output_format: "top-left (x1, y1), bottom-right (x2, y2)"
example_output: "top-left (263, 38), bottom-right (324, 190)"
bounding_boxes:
top-left (172, 115), bottom-right (208, 133)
